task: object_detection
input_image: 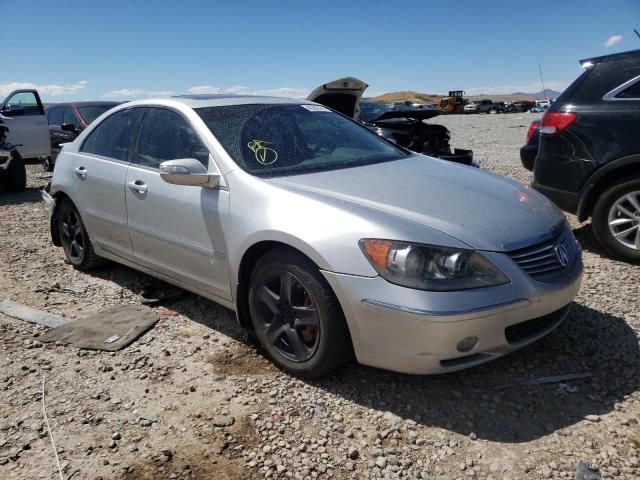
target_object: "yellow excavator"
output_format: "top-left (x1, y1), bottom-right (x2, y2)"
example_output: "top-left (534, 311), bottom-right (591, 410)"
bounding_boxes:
top-left (439, 90), bottom-right (468, 114)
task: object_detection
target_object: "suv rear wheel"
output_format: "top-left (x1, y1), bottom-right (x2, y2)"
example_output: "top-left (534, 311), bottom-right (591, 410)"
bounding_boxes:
top-left (592, 178), bottom-right (640, 263)
top-left (248, 249), bottom-right (353, 377)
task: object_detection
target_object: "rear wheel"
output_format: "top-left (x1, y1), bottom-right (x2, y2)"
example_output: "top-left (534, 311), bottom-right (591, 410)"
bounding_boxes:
top-left (248, 249), bottom-right (353, 377)
top-left (592, 178), bottom-right (640, 264)
top-left (57, 199), bottom-right (104, 270)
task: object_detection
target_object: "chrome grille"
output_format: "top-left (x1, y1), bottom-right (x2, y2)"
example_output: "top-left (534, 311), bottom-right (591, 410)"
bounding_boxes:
top-left (508, 229), bottom-right (575, 280)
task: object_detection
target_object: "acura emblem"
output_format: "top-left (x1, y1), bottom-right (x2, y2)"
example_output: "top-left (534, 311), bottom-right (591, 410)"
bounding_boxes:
top-left (555, 244), bottom-right (569, 267)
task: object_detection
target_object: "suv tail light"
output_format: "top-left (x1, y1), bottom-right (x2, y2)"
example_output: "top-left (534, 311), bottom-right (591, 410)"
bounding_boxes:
top-left (526, 120), bottom-right (540, 143)
top-left (540, 112), bottom-right (576, 135)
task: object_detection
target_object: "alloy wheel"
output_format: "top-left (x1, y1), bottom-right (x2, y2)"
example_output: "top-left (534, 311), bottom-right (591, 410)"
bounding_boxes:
top-left (607, 190), bottom-right (640, 251)
top-left (61, 209), bottom-right (85, 261)
top-left (254, 270), bottom-right (320, 362)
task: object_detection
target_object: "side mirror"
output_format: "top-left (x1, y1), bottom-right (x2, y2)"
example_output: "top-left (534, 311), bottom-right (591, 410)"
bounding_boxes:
top-left (159, 158), bottom-right (219, 188)
top-left (1, 104), bottom-right (25, 117)
top-left (61, 123), bottom-right (77, 132)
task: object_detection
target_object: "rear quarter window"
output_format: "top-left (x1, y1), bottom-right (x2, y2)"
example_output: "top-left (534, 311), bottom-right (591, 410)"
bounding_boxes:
top-left (569, 58), bottom-right (640, 105)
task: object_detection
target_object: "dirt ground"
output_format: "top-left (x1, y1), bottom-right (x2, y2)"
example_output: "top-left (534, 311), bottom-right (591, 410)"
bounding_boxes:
top-left (1, 113), bottom-right (639, 480)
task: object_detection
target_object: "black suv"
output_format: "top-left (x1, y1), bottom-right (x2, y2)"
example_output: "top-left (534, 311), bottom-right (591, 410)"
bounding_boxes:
top-left (533, 48), bottom-right (640, 262)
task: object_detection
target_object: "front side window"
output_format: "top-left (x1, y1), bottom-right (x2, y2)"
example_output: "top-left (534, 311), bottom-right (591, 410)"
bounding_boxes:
top-left (62, 108), bottom-right (79, 129)
top-left (77, 105), bottom-right (117, 125)
top-left (133, 108), bottom-right (209, 169)
top-left (2, 91), bottom-right (42, 116)
top-left (196, 104), bottom-right (407, 177)
top-left (81, 108), bottom-right (144, 161)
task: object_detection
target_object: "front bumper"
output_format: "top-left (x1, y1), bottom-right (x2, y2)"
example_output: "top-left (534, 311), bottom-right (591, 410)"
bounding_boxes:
top-left (322, 246), bottom-right (582, 374)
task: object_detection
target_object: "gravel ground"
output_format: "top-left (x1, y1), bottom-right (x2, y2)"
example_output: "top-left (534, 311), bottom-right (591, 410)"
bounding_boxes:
top-left (1, 113), bottom-right (639, 480)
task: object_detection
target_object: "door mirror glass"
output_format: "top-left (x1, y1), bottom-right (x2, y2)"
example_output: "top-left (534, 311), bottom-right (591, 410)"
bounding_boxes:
top-left (159, 158), bottom-right (219, 188)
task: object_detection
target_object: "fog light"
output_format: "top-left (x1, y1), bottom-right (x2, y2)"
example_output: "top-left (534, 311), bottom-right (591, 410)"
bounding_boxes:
top-left (456, 336), bottom-right (478, 353)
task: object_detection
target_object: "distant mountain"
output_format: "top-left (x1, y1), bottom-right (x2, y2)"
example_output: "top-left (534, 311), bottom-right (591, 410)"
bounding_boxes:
top-left (510, 89), bottom-right (562, 99)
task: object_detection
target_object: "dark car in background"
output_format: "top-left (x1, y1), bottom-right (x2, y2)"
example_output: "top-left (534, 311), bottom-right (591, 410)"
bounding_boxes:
top-left (520, 119), bottom-right (540, 170)
top-left (513, 100), bottom-right (536, 112)
top-left (42, 101), bottom-right (121, 170)
top-left (533, 48), bottom-right (640, 262)
top-left (359, 101), bottom-right (475, 165)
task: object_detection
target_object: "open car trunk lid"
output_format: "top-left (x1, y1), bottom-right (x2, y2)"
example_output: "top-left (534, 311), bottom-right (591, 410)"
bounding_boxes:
top-left (306, 77), bottom-right (368, 119)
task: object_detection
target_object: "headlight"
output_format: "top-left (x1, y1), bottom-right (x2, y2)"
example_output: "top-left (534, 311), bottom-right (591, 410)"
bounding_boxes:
top-left (359, 239), bottom-right (510, 291)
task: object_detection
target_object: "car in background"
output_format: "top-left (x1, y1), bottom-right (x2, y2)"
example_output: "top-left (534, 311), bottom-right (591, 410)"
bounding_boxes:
top-left (0, 89), bottom-right (50, 192)
top-left (42, 101), bottom-right (121, 171)
top-left (520, 119), bottom-right (540, 170)
top-left (513, 100), bottom-right (536, 112)
top-left (530, 105), bottom-right (546, 113)
top-left (44, 94), bottom-right (582, 377)
top-left (489, 102), bottom-right (506, 113)
top-left (306, 78), bottom-right (475, 166)
top-left (533, 48), bottom-right (640, 263)
top-left (463, 100), bottom-right (493, 114)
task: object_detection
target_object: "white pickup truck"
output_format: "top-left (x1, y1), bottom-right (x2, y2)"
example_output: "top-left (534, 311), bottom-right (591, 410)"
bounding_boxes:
top-left (0, 89), bottom-right (51, 192)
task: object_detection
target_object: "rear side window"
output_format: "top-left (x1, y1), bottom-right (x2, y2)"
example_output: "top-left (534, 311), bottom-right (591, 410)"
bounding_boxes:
top-left (613, 76), bottom-right (640, 99)
top-left (81, 108), bottom-right (144, 161)
top-left (48, 107), bottom-right (63, 126)
top-left (133, 108), bottom-right (209, 169)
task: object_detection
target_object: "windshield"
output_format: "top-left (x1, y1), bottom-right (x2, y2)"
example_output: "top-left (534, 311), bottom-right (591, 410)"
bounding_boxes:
top-left (77, 105), bottom-right (116, 124)
top-left (196, 104), bottom-right (408, 177)
top-left (359, 102), bottom-right (393, 123)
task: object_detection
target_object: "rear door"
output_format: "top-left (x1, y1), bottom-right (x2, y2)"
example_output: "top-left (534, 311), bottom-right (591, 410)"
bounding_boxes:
top-left (0, 90), bottom-right (50, 158)
top-left (125, 107), bottom-right (231, 300)
top-left (73, 107), bottom-right (145, 259)
top-left (307, 77), bottom-right (368, 119)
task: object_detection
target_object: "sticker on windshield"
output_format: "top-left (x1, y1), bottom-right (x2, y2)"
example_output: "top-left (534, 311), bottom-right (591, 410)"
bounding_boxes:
top-left (301, 104), bottom-right (330, 112)
top-left (247, 139), bottom-right (278, 165)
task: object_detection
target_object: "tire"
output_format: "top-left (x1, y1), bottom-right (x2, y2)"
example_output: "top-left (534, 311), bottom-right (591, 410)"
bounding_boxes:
top-left (592, 177), bottom-right (640, 264)
top-left (57, 198), bottom-right (104, 270)
top-left (1, 158), bottom-right (26, 192)
top-left (248, 249), bottom-right (353, 377)
top-left (41, 155), bottom-right (53, 172)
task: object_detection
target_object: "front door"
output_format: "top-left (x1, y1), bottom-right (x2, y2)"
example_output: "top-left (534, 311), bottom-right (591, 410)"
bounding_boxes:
top-left (0, 90), bottom-right (50, 159)
top-left (125, 107), bottom-right (231, 300)
top-left (72, 107), bottom-right (145, 259)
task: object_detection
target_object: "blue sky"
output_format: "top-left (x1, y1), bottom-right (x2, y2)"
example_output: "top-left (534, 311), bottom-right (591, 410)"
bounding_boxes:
top-left (1, 0), bottom-right (638, 101)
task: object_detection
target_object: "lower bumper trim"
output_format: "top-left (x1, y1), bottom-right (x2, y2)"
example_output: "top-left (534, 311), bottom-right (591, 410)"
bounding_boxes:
top-left (361, 297), bottom-right (530, 319)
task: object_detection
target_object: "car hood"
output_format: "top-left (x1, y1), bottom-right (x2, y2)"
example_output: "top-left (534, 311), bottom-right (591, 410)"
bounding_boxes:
top-left (369, 109), bottom-right (442, 122)
top-left (267, 156), bottom-right (563, 252)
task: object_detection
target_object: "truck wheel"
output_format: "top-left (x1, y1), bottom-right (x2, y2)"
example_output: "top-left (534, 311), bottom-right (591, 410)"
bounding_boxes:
top-left (248, 249), bottom-right (353, 377)
top-left (1, 158), bottom-right (26, 192)
top-left (41, 155), bottom-right (54, 172)
top-left (592, 178), bottom-right (640, 264)
top-left (57, 198), bottom-right (104, 270)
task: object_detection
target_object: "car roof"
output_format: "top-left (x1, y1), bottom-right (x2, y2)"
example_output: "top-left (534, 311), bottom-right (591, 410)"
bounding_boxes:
top-left (45, 101), bottom-right (122, 109)
top-left (169, 94), bottom-right (312, 108)
top-left (580, 48), bottom-right (640, 66)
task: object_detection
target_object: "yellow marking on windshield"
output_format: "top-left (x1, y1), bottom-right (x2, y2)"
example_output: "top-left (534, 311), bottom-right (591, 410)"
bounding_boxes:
top-left (247, 139), bottom-right (278, 165)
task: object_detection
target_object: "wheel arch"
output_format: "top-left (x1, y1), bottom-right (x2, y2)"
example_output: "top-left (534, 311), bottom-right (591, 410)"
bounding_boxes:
top-left (49, 189), bottom-right (73, 247)
top-left (577, 154), bottom-right (640, 222)
top-left (234, 240), bottom-right (345, 332)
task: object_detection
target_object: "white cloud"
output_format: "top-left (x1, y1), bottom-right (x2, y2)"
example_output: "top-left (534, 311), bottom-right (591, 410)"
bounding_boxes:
top-left (187, 85), bottom-right (309, 98)
top-left (603, 35), bottom-right (622, 48)
top-left (0, 81), bottom-right (87, 97)
top-left (464, 80), bottom-right (567, 96)
top-left (101, 88), bottom-right (174, 98)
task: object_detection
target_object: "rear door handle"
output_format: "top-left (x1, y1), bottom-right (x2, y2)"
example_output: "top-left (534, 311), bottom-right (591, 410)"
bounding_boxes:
top-left (127, 180), bottom-right (148, 194)
top-left (74, 166), bottom-right (87, 178)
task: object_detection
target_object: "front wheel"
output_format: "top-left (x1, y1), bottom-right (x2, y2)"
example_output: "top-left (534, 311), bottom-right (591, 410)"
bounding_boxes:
top-left (248, 249), bottom-right (353, 377)
top-left (57, 199), bottom-right (104, 270)
top-left (592, 178), bottom-right (640, 264)
top-left (1, 158), bottom-right (26, 192)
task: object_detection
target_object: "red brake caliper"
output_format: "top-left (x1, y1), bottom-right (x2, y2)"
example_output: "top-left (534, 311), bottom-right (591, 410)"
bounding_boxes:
top-left (300, 294), bottom-right (316, 342)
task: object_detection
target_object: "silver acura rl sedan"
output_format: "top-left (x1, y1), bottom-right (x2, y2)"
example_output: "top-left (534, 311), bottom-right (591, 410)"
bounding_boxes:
top-left (43, 94), bottom-right (582, 377)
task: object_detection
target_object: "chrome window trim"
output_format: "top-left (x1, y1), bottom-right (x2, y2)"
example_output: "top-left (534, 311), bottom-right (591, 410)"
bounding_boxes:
top-left (603, 73), bottom-right (640, 101)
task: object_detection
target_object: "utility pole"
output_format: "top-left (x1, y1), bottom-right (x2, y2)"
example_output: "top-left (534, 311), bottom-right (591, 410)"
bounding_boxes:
top-left (538, 64), bottom-right (547, 101)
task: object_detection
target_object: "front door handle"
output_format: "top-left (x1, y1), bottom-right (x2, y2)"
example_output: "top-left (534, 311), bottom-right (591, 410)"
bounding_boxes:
top-left (127, 180), bottom-right (148, 194)
top-left (74, 166), bottom-right (87, 178)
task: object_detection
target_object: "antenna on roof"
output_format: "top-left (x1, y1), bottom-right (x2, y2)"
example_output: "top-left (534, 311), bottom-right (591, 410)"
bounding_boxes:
top-left (635, 28), bottom-right (640, 40)
top-left (538, 63), bottom-right (547, 101)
